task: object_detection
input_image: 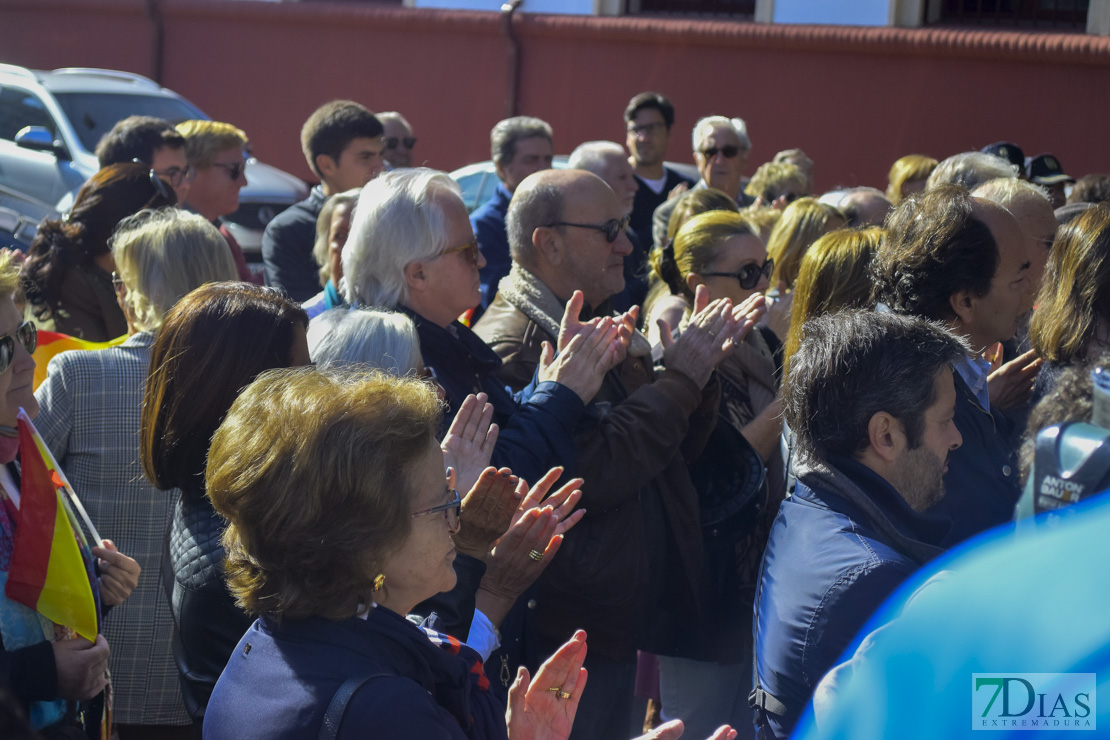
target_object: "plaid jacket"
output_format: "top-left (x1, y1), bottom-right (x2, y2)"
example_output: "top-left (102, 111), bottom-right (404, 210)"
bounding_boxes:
top-left (34, 332), bottom-right (189, 725)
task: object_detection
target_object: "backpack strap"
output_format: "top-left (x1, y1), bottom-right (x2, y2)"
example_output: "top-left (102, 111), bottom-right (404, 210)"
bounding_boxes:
top-left (318, 672), bottom-right (392, 740)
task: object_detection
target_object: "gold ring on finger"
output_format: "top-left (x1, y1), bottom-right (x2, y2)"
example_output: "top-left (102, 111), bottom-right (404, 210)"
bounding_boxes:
top-left (528, 549), bottom-right (544, 562)
top-left (558, 690), bottom-right (572, 699)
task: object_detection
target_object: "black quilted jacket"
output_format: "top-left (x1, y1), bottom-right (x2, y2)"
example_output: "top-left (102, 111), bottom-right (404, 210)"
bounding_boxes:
top-left (163, 489), bottom-right (252, 725)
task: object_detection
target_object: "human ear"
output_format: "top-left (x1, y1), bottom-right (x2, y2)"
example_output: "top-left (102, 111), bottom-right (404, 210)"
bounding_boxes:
top-left (315, 153), bottom-right (338, 181)
top-left (685, 272), bottom-right (705, 293)
top-left (533, 226), bottom-right (562, 266)
top-left (404, 260), bottom-right (427, 293)
top-left (949, 289), bottom-right (977, 329)
top-left (867, 411), bottom-right (904, 464)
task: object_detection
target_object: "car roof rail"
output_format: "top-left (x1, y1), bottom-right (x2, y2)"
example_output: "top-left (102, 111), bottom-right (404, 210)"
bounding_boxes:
top-left (0, 63), bottom-right (37, 81)
top-left (50, 67), bottom-right (160, 88)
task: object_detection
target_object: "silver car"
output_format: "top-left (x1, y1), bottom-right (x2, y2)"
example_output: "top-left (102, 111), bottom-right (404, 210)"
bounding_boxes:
top-left (0, 64), bottom-right (306, 258)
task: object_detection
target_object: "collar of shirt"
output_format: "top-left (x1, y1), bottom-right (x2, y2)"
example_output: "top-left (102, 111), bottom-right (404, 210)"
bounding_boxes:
top-left (953, 353), bottom-right (992, 411)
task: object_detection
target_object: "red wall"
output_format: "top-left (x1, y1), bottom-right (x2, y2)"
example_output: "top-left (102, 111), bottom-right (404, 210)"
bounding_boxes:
top-left (3, 0), bottom-right (1109, 192)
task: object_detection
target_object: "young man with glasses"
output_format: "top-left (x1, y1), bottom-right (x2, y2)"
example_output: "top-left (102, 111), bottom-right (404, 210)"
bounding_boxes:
top-left (262, 101), bottom-right (384, 302)
top-left (176, 119), bottom-right (257, 283)
top-left (94, 115), bottom-right (194, 204)
top-left (623, 92), bottom-right (693, 249)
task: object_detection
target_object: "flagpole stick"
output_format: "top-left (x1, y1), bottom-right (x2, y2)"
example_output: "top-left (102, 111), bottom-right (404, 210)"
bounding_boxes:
top-left (17, 408), bottom-right (104, 546)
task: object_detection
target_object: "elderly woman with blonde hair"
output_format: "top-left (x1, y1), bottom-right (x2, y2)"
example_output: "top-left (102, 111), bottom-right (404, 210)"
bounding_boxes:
top-left (33, 207), bottom-right (238, 734)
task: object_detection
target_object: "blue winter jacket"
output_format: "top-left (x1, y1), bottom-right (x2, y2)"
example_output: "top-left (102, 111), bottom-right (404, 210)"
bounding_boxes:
top-left (472, 184), bottom-right (512, 310)
top-left (753, 455), bottom-right (949, 739)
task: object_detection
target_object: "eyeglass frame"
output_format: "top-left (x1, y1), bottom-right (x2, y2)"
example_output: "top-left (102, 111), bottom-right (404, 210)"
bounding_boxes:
top-left (411, 488), bottom-right (461, 534)
top-left (209, 160), bottom-right (246, 181)
top-left (440, 240), bottom-right (482, 266)
top-left (627, 121), bottom-right (666, 137)
top-left (545, 215), bottom-right (630, 244)
top-left (383, 136), bottom-right (417, 150)
top-left (700, 257), bottom-right (775, 291)
top-left (0, 321), bottom-right (37, 376)
top-left (699, 145), bottom-right (741, 160)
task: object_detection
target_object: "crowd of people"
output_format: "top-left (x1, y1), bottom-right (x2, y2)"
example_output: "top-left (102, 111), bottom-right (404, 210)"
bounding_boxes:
top-left (0, 88), bottom-right (1108, 740)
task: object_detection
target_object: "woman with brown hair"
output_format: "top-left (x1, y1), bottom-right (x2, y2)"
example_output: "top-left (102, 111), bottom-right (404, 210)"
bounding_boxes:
top-left (21, 162), bottom-right (174, 340)
top-left (202, 367), bottom-right (596, 740)
top-left (1029, 204), bottom-right (1110, 397)
top-left (139, 282), bottom-right (310, 726)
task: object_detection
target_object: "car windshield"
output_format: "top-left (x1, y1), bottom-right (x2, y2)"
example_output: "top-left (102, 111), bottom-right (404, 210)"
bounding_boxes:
top-left (53, 92), bottom-right (206, 152)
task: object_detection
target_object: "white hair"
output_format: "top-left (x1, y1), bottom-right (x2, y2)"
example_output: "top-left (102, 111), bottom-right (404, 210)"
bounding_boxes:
top-left (568, 141), bottom-right (626, 175)
top-left (376, 111), bottom-right (412, 131)
top-left (692, 115), bottom-right (752, 152)
top-left (307, 307), bottom-right (422, 375)
top-left (342, 168), bottom-right (461, 308)
top-left (972, 177), bottom-right (1050, 209)
top-left (926, 152), bottom-right (1018, 192)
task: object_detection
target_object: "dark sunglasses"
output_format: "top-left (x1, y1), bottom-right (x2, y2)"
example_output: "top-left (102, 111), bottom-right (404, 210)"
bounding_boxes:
top-left (384, 136), bottom-right (417, 150)
top-left (412, 488), bottom-right (461, 534)
top-left (0, 321), bottom-right (36, 375)
top-left (701, 258), bottom-right (774, 290)
top-left (441, 240), bottom-right (482, 265)
top-left (547, 215), bottom-right (630, 244)
top-left (210, 160), bottom-right (246, 181)
top-left (700, 145), bottom-right (740, 160)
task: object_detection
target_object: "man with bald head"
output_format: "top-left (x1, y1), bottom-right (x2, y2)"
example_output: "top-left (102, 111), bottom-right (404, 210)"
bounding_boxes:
top-left (873, 184), bottom-right (1037, 545)
top-left (568, 140), bottom-right (646, 311)
top-left (474, 167), bottom-right (753, 740)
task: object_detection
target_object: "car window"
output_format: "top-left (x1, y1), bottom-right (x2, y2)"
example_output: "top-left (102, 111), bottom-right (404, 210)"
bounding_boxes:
top-left (0, 88), bottom-right (56, 142)
top-left (53, 92), bottom-right (205, 152)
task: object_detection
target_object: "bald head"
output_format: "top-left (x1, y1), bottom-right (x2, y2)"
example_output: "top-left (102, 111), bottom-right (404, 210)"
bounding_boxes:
top-left (508, 169), bottom-right (632, 305)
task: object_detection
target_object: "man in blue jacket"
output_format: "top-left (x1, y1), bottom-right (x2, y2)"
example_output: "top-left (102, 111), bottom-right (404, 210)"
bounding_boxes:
top-left (471, 116), bottom-right (554, 311)
top-left (752, 310), bottom-right (967, 739)
top-left (872, 184), bottom-right (1039, 546)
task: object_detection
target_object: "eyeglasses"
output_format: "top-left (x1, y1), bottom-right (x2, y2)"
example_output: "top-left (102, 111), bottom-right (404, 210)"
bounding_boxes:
top-left (700, 258), bottom-right (774, 290)
top-left (210, 160), bottom-right (246, 181)
top-left (700, 146), bottom-right (741, 160)
top-left (546, 215), bottom-right (630, 244)
top-left (383, 136), bottom-right (417, 150)
top-left (627, 122), bottom-right (666, 137)
top-left (440, 240), bottom-right (482, 265)
top-left (412, 488), bottom-right (461, 534)
top-left (153, 164), bottom-right (194, 188)
top-left (0, 321), bottom-right (36, 376)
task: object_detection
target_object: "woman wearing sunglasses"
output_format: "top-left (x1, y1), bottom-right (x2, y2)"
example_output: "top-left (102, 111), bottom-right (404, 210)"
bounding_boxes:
top-left (34, 208), bottom-right (239, 737)
top-left (21, 162), bottom-right (174, 342)
top-left (644, 209), bottom-right (783, 740)
top-left (0, 250), bottom-right (143, 738)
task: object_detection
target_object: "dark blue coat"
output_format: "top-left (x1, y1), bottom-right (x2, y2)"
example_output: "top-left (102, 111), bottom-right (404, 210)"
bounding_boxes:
top-left (203, 608), bottom-right (506, 740)
top-left (472, 184), bottom-right (512, 310)
top-left (400, 307), bottom-right (582, 490)
top-left (930, 370), bottom-right (1021, 546)
top-left (261, 186), bottom-right (327, 303)
top-left (754, 455), bottom-right (948, 739)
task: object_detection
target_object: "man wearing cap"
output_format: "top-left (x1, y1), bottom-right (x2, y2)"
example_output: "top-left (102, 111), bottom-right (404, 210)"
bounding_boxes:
top-left (1027, 153), bottom-right (1074, 209)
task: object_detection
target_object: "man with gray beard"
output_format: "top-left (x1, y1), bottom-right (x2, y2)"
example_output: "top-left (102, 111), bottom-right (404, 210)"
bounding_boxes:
top-left (752, 310), bottom-right (966, 740)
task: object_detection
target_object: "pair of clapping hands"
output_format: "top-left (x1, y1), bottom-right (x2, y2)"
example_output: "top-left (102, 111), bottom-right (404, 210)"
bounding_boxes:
top-left (535, 286), bottom-right (768, 405)
top-left (442, 392), bottom-right (583, 627)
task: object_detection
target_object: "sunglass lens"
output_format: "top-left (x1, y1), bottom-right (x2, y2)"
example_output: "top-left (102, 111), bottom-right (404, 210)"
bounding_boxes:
top-left (18, 322), bottom-right (36, 354)
top-left (384, 137), bottom-right (399, 150)
top-left (403, 138), bottom-right (417, 148)
top-left (0, 337), bottom-right (13, 375)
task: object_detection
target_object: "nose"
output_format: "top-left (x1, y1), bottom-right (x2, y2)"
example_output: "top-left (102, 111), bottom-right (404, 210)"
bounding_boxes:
top-left (614, 230), bottom-right (633, 257)
top-left (949, 423), bottom-right (963, 451)
top-left (476, 243), bottom-right (487, 269)
top-left (756, 274), bottom-right (770, 294)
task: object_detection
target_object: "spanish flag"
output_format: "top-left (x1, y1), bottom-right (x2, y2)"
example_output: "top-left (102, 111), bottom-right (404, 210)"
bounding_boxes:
top-left (32, 331), bottom-right (127, 391)
top-left (4, 412), bottom-right (98, 640)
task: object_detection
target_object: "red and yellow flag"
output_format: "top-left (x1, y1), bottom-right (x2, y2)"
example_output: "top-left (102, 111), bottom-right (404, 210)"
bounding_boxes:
top-left (32, 331), bottom-right (127, 391)
top-left (4, 414), bottom-right (98, 640)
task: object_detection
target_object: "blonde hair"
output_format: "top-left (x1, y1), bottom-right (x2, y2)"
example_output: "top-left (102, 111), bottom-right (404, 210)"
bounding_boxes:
top-left (208, 367), bottom-right (442, 619)
top-left (0, 251), bottom-right (20, 302)
top-left (886, 155), bottom-right (938, 203)
top-left (111, 208), bottom-right (239, 332)
top-left (765, 197), bottom-right (845, 288)
top-left (647, 210), bottom-right (760, 317)
top-left (784, 227), bottom-right (882, 377)
top-left (664, 188), bottom-right (739, 241)
top-left (745, 162), bottom-right (806, 202)
top-left (312, 189), bottom-right (361, 287)
top-left (176, 120), bottom-right (248, 168)
top-left (972, 177), bottom-right (1050, 209)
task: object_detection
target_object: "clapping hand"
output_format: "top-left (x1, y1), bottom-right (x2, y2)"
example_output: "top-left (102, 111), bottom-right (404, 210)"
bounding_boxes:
top-left (506, 630), bottom-right (588, 740)
top-left (658, 285), bottom-right (751, 388)
top-left (442, 393), bottom-right (500, 496)
top-left (453, 467), bottom-right (520, 561)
